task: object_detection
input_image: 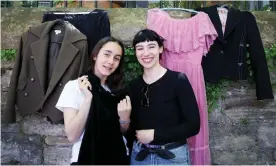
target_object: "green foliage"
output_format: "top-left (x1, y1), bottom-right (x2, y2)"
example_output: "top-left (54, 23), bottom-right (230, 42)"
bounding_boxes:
top-left (240, 118), bottom-right (249, 125)
top-left (177, 1), bottom-right (202, 9)
top-left (0, 49), bottom-right (16, 61)
top-left (19, 0), bottom-right (40, 8)
top-left (53, 0), bottom-right (63, 6)
top-left (53, 0), bottom-right (76, 7)
top-left (1, 1), bottom-right (14, 7)
top-left (260, 4), bottom-right (272, 11)
top-left (265, 44), bottom-right (276, 71)
top-left (124, 47), bottom-right (142, 82)
top-left (148, 2), bottom-right (160, 9)
top-left (206, 80), bottom-right (230, 113)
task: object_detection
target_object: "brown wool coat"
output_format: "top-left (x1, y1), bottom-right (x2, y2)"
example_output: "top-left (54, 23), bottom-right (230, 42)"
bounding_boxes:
top-left (3, 20), bottom-right (90, 124)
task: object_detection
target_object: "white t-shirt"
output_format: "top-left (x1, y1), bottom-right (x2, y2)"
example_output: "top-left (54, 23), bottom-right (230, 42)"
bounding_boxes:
top-left (55, 80), bottom-right (128, 163)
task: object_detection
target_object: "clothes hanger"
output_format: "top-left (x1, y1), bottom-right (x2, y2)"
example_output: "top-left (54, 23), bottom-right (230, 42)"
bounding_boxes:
top-left (218, 3), bottom-right (230, 10)
top-left (52, 11), bottom-right (91, 14)
top-left (161, 8), bottom-right (199, 14)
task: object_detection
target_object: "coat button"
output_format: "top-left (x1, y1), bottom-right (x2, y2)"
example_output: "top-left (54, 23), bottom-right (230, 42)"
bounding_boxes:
top-left (224, 40), bottom-right (227, 44)
top-left (31, 78), bottom-right (35, 82)
top-left (31, 56), bottom-right (34, 60)
top-left (59, 83), bottom-right (63, 87)
top-left (24, 92), bottom-right (28, 97)
top-left (246, 44), bottom-right (249, 47)
top-left (220, 50), bottom-right (224, 54)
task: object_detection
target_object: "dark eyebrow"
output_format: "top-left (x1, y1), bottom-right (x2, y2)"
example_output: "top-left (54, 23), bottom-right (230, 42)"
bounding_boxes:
top-left (104, 50), bottom-right (122, 57)
top-left (104, 50), bottom-right (112, 53)
top-left (135, 45), bottom-right (143, 48)
top-left (148, 43), bottom-right (157, 46)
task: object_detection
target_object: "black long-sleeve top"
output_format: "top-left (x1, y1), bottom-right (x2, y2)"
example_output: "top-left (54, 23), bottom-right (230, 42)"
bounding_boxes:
top-left (127, 69), bottom-right (200, 145)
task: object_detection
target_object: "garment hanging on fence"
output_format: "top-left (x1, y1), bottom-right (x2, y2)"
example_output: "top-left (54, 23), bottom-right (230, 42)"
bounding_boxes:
top-left (147, 8), bottom-right (218, 165)
top-left (195, 5), bottom-right (274, 100)
top-left (43, 9), bottom-right (111, 56)
top-left (3, 20), bottom-right (89, 124)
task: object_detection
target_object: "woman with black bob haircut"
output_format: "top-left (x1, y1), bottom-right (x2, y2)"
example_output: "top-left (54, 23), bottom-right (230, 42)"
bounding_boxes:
top-left (56, 36), bottom-right (132, 165)
top-left (127, 29), bottom-right (200, 165)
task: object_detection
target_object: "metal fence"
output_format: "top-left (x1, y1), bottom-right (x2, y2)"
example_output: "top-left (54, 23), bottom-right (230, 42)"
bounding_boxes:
top-left (1, 1), bottom-right (275, 11)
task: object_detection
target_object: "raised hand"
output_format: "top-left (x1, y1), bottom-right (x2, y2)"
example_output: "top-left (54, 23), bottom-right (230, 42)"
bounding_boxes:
top-left (78, 75), bottom-right (92, 100)
top-left (117, 95), bottom-right (131, 121)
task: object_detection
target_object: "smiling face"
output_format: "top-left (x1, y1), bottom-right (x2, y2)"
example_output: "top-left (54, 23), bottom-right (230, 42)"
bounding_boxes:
top-left (135, 41), bottom-right (163, 69)
top-left (93, 41), bottom-right (123, 78)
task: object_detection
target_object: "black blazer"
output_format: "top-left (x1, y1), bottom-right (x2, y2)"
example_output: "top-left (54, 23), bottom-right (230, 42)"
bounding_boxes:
top-left (196, 5), bottom-right (274, 100)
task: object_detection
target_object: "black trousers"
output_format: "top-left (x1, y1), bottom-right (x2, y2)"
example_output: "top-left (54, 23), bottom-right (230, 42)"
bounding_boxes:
top-left (42, 9), bottom-right (111, 56)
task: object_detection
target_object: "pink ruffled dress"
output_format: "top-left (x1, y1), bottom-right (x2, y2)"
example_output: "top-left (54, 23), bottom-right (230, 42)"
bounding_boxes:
top-left (147, 8), bottom-right (218, 165)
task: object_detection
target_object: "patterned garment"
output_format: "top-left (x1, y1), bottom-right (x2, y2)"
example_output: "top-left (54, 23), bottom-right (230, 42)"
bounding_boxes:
top-left (147, 8), bottom-right (218, 165)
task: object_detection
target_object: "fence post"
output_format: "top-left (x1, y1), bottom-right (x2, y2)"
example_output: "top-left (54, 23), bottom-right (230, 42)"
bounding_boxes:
top-left (203, 1), bottom-right (206, 7)
top-left (64, 0), bottom-right (68, 7)
top-left (79, 0), bottom-right (82, 7)
top-left (173, 1), bottom-right (176, 8)
top-left (109, 0), bottom-right (112, 8)
top-left (272, 1), bottom-right (276, 11)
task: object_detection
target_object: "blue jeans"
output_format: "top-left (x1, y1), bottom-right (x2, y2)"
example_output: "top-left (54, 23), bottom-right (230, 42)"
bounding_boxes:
top-left (130, 141), bottom-right (191, 165)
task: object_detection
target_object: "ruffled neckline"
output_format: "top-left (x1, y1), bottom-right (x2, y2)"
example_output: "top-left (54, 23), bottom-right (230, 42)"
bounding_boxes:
top-left (148, 8), bottom-right (205, 22)
top-left (147, 8), bottom-right (218, 54)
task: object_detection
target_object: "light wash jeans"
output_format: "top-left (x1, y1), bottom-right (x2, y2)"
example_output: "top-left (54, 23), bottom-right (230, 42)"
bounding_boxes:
top-left (130, 141), bottom-right (191, 165)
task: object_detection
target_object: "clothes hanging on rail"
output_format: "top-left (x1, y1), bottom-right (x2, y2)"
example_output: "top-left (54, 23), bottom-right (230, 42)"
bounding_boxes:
top-left (3, 20), bottom-right (89, 124)
top-left (147, 8), bottom-right (218, 165)
top-left (196, 5), bottom-right (274, 100)
top-left (43, 9), bottom-right (111, 56)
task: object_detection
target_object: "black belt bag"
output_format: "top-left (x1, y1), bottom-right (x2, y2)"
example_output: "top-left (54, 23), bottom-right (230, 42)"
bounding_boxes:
top-left (135, 141), bottom-right (187, 161)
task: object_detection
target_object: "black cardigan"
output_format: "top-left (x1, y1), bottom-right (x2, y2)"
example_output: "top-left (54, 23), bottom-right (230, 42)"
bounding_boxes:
top-left (77, 71), bottom-right (129, 165)
top-left (196, 5), bottom-right (274, 100)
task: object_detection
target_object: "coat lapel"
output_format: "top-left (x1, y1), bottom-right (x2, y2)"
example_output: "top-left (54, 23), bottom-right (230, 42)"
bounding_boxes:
top-left (29, 20), bottom-right (86, 101)
top-left (31, 35), bottom-right (49, 94)
top-left (44, 42), bottom-right (79, 101)
top-left (43, 22), bottom-right (86, 102)
top-left (223, 8), bottom-right (242, 39)
top-left (208, 6), bottom-right (224, 42)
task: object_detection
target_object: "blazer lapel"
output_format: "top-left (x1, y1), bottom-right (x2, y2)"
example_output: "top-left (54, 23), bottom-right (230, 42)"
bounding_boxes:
top-left (30, 20), bottom-right (86, 102)
top-left (224, 8), bottom-right (242, 39)
top-left (44, 43), bottom-right (79, 100)
top-left (31, 35), bottom-right (49, 94)
top-left (43, 23), bottom-right (83, 102)
top-left (208, 6), bottom-right (224, 42)
top-left (30, 20), bottom-right (62, 94)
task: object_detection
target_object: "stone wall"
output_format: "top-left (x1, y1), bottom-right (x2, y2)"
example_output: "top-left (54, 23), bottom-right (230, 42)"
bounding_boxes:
top-left (1, 8), bottom-right (276, 165)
